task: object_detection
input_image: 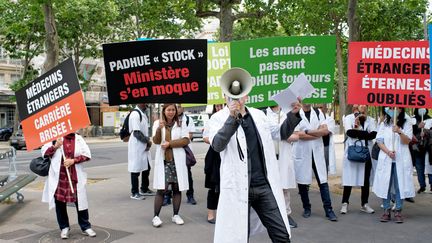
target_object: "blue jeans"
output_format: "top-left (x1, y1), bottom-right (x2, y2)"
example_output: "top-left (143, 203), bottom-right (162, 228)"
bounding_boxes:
top-left (414, 153), bottom-right (432, 188)
top-left (382, 163), bottom-right (403, 211)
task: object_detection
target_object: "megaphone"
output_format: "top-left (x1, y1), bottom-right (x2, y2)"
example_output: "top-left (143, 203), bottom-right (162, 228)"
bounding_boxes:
top-left (220, 67), bottom-right (253, 100)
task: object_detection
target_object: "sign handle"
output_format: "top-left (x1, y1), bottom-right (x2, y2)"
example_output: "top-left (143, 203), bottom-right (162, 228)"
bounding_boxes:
top-left (60, 146), bottom-right (75, 194)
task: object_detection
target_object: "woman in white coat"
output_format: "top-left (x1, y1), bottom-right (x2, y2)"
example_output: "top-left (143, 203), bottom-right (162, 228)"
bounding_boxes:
top-left (373, 107), bottom-right (415, 223)
top-left (340, 105), bottom-right (377, 214)
top-left (151, 104), bottom-right (190, 227)
top-left (266, 105), bottom-right (300, 228)
top-left (41, 133), bottom-right (96, 239)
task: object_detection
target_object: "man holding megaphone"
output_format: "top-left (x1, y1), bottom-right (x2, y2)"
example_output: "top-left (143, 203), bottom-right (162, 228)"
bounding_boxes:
top-left (207, 68), bottom-right (301, 243)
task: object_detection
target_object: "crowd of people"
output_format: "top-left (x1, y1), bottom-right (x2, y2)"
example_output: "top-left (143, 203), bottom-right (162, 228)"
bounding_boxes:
top-left (39, 99), bottom-right (432, 242)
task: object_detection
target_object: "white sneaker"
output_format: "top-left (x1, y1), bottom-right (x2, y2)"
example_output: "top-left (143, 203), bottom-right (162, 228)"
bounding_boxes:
top-left (171, 215), bottom-right (184, 225)
top-left (82, 228), bottom-right (97, 237)
top-left (152, 216), bottom-right (163, 227)
top-left (130, 193), bottom-right (145, 200)
top-left (340, 203), bottom-right (348, 214)
top-left (360, 203), bottom-right (375, 214)
top-left (60, 227), bottom-right (70, 239)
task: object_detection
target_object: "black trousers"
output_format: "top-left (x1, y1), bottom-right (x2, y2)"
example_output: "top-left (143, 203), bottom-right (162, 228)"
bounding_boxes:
top-left (55, 199), bottom-right (91, 231)
top-left (131, 162), bottom-right (151, 194)
top-left (249, 183), bottom-right (290, 243)
top-left (207, 188), bottom-right (219, 210)
top-left (186, 166), bottom-right (194, 197)
top-left (298, 157), bottom-right (333, 211)
top-left (342, 158), bottom-right (372, 206)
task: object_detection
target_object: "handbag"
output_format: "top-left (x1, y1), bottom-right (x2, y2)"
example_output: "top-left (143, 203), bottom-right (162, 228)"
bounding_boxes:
top-left (347, 140), bottom-right (370, 163)
top-left (371, 142), bottom-right (380, 160)
top-left (29, 156), bottom-right (51, 176)
top-left (184, 145), bottom-right (197, 167)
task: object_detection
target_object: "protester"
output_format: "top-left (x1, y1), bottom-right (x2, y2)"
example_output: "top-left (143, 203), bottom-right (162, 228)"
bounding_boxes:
top-left (266, 105), bottom-right (300, 228)
top-left (128, 103), bottom-right (153, 200)
top-left (41, 133), bottom-right (96, 239)
top-left (373, 107), bottom-right (415, 223)
top-left (203, 104), bottom-right (223, 224)
top-left (410, 108), bottom-right (432, 193)
top-left (423, 113), bottom-right (432, 192)
top-left (208, 96), bottom-right (298, 243)
top-left (152, 104), bottom-right (190, 227)
top-left (340, 105), bottom-right (377, 214)
top-left (293, 104), bottom-right (338, 221)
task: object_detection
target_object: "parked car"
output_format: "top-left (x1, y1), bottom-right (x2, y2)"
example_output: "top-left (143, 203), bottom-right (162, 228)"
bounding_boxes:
top-left (188, 115), bottom-right (205, 141)
top-left (10, 125), bottom-right (26, 150)
top-left (0, 126), bottom-right (13, 141)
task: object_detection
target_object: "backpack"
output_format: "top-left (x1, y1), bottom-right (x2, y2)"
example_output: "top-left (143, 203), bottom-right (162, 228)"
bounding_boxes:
top-left (120, 109), bottom-right (142, 142)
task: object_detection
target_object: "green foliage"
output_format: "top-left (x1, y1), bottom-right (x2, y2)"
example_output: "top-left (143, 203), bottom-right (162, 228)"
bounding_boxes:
top-left (113, 0), bottom-right (201, 40)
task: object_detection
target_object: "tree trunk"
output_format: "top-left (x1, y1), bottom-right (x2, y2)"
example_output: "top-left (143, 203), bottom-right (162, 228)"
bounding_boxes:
top-left (336, 32), bottom-right (346, 134)
top-left (42, 0), bottom-right (59, 72)
top-left (346, 0), bottom-right (359, 116)
top-left (219, 0), bottom-right (234, 42)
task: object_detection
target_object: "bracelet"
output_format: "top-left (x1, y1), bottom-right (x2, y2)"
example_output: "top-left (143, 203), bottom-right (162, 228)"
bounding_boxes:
top-left (305, 129), bottom-right (309, 135)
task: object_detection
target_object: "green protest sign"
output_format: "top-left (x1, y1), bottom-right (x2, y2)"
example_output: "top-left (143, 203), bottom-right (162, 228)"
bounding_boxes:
top-left (182, 42), bottom-right (230, 108)
top-left (230, 36), bottom-right (336, 108)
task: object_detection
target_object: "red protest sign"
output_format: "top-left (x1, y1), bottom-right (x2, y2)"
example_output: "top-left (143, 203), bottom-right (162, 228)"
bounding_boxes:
top-left (15, 58), bottom-right (90, 151)
top-left (348, 41), bottom-right (431, 108)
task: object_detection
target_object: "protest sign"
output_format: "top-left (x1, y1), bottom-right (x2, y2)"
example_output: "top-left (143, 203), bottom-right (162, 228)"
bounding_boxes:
top-left (429, 24), bottom-right (432, 98)
top-left (348, 41), bottom-right (431, 108)
top-left (103, 39), bottom-right (207, 105)
top-left (207, 42), bottom-right (230, 105)
top-left (230, 36), bottom-right (336, 108)
top-left (15, 58), bottom-right (90, 151)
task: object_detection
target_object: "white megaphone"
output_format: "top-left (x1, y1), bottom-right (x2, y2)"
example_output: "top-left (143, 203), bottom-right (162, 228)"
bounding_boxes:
top-left (220, 67), bottom-right (253, 100)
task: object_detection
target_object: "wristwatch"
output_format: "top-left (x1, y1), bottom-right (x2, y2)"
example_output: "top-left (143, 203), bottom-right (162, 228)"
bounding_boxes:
top-left (305, 129), bottom-right (309, 135)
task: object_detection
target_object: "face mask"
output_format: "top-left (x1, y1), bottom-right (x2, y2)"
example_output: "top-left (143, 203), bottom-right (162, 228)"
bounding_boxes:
top-left (384, 107), bottom-right (394, 118)
top-left (418, 108), bottom-right (427, 116)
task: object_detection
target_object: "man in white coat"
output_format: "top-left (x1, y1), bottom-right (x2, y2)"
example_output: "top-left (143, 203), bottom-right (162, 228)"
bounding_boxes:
top-left (266, 105), bottom-right (301, 228)
top-left (128, 103), bottom-right (152, 200)
top-left (208, 96), bottom-right (292, 243)
top-left (293, 104), bottom-right (338, 221)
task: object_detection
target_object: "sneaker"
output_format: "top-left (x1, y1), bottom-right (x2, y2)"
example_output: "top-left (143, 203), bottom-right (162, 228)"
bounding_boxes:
top-left (380, 210), bottom-right (391, 222)
top-left (302, 208), bottom-right (311, 218)
top-left (162, 195), bottom-right (171, 206)
top-left (140, 189), bottom-right (156, 196)
top-left (152, 216), bottom-right (163, 227)
top-left (60, 227), bottom-right (69, 239)
top-left (130, 193), bottom-right (145, 200)
top-left (187, 195), bottom-right (197, 205)
top-left (172, 215), bottom-right (185, 225)
top-left (325, 209), bottom-right (338, 221)
top-left (340, 203), bottom-right (348, 214)
top-left (360, 203), bottom-right (375, 214)
top-left (394, 210), bottom-right (403, 223)
top-left (288, 215), bottom-right (298, 228)
top-left (82, 228), bottom-right (96, 237)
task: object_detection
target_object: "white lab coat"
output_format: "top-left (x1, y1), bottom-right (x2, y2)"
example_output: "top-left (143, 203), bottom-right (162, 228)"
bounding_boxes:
top-left (372, 115), bottom-right (415, 199)
top-left (128, 107), bottom-right (151, 172)
top-left (41, 134), bottom-right (91, 211)
top-left (266, 107), bottom-right (296, 189)
top-left (342, 114), bottom-right (377, 186)
top-left (293, 109), bottom-right (328, 184)
top-left (208, 107), bottom-right (290, 243)
top-left (152, 120), bottom-right (190, 191)
top-left (323, 112), bottom-right (337, 175)
top-left (423, 119), bottom-right (432, 174)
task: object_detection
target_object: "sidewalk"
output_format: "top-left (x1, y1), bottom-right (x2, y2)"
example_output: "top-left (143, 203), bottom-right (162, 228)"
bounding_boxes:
top-left (1, 138), bottom-right (432, 242)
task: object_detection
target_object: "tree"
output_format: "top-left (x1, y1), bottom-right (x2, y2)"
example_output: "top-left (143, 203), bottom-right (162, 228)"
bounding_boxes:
top-left (196, 0), bottom-right (276, 41)
top-left (42, 0), bottom-right (59, 71)
top-left (113, 0), bottom-right (201, 40)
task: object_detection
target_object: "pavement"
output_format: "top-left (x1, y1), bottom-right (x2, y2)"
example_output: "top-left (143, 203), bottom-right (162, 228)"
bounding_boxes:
top-left (1, 135), bottom-right (432, 242)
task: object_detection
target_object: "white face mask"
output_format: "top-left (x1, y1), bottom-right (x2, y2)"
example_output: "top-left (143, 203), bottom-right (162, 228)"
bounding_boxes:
top-left (418, 108), bottom-right (427, 116)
